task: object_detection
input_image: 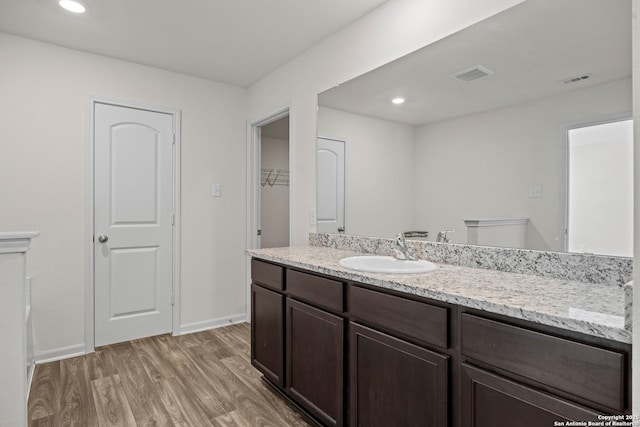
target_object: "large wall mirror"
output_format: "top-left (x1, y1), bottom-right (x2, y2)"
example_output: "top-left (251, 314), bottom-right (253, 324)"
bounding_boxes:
top-left (316, 0), bottom-right (632, 257)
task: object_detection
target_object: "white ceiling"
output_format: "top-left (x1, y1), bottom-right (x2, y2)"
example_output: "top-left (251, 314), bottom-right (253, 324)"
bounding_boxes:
top-left (319, 0), bottom-right (631, 126)
top-left (0, 0), bottom-right (387, 87)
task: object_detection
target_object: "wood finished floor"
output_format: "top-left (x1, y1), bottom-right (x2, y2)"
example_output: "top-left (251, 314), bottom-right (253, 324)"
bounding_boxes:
top-left (28, 323), bottom-right (311, 427)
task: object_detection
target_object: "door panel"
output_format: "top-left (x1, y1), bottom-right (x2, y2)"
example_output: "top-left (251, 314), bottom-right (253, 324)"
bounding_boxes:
top-left (109, 247), bottom-right (159, 317)
top-left (317, 137), bottom-right (345, 233)
top-left (94, 103), bottom-right (174, 347)
top-left (350, 323), bottom-right (449, 427)
top-left (110, 124), bottom-right (159, 223)
top-left (286, 298), bottom-right (344, 426)
top-left (251, 284), bottom-right (284, 388)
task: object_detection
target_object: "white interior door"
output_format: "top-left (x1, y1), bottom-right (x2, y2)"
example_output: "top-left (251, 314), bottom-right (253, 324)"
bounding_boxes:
top-left (94, 103), bottom-right (174, 347)
top-left (317, 137), bottom-right (345, 233)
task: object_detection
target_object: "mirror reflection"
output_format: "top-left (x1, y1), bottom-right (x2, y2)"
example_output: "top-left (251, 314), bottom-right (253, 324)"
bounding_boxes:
top-left (316, 0), bottom-right (632, 256)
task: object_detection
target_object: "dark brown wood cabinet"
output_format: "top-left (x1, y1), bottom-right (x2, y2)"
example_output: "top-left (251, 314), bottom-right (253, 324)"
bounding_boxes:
top-left (286, 269), bottom-right (344, 312)
top-left (250, 283), bottom-right (284, 388)
top-left (250, 258), bottom-right (632, 427)
top-left (349, 285), bottom-right (449, 348)
top-left (350, 323), bottom-right (448, 427)
top-left (460, 363), bottom-right (602, 427)
top-left (286, 298), bottom-right (344, 426)
top-left (460, 313), bottom-right (626, 412)
top-left (251, 260), bottom-right (346, 426)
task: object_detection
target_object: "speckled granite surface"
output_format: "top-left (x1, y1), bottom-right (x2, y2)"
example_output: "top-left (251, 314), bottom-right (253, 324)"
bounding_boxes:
top-left (309, 233), bottom-right (633, 286)
top-left (246, 245), bottom-right (631, 344)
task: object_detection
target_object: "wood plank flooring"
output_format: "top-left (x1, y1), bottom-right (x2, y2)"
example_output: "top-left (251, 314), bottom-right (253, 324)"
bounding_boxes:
top-left (28, 323), bottom-right (312, 427)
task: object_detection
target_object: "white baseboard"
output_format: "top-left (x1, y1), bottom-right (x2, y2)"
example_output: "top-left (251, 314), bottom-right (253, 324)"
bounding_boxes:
top-left (178, 313), bottom-right (247, 335)
top-left (34, 344), bottom-right (86, 364)
top-left (32, 314), bottom-right (249, 363)
top-left (26, 362), bottom-right (35, 403)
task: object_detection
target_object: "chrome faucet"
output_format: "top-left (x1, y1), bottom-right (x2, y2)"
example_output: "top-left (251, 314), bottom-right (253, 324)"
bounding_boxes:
top-left (394, 233), bottom-right (417, 260)
top-left (436, 229), bottom-right (455, 243)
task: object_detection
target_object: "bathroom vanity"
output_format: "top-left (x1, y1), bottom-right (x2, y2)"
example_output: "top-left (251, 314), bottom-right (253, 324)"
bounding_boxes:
top-left (247, 243), bottom-right (631, 427)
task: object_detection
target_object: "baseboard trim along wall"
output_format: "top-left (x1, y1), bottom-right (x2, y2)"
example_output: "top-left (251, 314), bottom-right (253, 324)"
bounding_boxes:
top-left (34, 343), bottom-right (87, 365)
top-left (32, 314), bottom-right (248, 366)
top-left (179, 314), bottom-right (247, 335)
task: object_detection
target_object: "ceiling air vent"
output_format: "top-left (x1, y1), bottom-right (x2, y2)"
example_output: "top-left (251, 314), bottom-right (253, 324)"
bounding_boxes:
top-left (561, 73), bottom-right (592, 85)
top-left (451, 65), bottom-right (494, 82)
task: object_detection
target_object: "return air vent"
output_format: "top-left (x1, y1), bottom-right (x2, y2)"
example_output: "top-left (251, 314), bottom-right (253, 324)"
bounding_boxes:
top-left (561, 73), bottom-right (592, 85)
top-left (451, 65), bottom-right (494, 82)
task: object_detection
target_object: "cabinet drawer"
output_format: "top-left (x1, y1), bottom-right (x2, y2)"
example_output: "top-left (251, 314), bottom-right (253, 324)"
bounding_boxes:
top-left (251, 259), bottom-right (283, 291)
top-left (461, 314), bottom-right (626, 411)
top-left (349, 286), bottom-right (448, 349)
top-left (286, 270), bottom-right (343, 312)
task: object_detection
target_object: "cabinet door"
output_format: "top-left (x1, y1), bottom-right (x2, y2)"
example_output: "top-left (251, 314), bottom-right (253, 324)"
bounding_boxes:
top-left (350, 323), bottom-right (449, 427)
top-left (461, 363), bottom-right (602, 427)
top-left (461, 313), bottom-right (626, 411)
top-left (286, 298), bottom-right (344, 427)
top-left (251, 284), bottom-right (284, 388)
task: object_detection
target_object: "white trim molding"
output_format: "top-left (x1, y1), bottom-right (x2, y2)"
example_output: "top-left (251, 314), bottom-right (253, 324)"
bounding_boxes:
top-left (34, 343), bottom-right (87, 364)
top-left (0, 231), bottom-right (39, 254)
top-left (245, 104), bottom-right (292, 321)
top-left (463, 218), bottom-right (529, 227)
top-left (178, 314), bottom-right (247, 335)
top-left (464, 218), bottom-right (529, 248)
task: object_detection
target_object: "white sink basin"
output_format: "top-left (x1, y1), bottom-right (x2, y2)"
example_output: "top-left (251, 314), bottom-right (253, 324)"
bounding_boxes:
top-left (338, 256), bottom-right (437, 274)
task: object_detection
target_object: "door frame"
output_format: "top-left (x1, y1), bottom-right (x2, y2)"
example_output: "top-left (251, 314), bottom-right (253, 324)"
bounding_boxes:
top-left (85, 95), bottom-right (182, 353)
top-left (246, 105), bottom-right (292, 319)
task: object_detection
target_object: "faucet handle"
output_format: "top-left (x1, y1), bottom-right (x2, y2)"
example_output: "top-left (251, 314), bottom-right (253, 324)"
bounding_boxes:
top-left (437, 229), bottom-right (455, 243)
top-left (394, 233), bottom-right (418, 260)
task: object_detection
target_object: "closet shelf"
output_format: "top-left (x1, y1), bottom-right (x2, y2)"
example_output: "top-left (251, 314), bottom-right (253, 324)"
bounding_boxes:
top-left (261, 168), bottom-right (289, 187)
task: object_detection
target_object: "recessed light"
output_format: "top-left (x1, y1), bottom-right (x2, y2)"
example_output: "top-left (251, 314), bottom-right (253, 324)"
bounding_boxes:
top-left (59, 0), bottom-right (86, 14)
top-left (391, 97), bottom-right (405, 105)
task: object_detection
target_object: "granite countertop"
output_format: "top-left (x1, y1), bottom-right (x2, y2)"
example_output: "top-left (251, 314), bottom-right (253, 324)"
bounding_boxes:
top-left (246, 245), bottom-right (631, 344)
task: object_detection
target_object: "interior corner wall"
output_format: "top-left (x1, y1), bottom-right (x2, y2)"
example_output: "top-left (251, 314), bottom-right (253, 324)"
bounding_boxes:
top-left (0, 33), bottom-right (248, 356)
top-left (413, 78), bottom-right (632, 251)
top-left (246, 0), bottom-right (525, 245)
top-left (318, 107), bottom-right (414, 238)
top-left (632, 0), bottom-right (639, 419)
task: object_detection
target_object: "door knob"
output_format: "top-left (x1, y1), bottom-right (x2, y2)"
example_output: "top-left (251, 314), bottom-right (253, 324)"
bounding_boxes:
top-left (97, 234), bottom-right (109, 243)
top-left (338, 226), bottom-right (345, 233)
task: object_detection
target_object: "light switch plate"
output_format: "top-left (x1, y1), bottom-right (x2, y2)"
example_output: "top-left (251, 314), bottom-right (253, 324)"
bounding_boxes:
top-left (212, 184), bottom-right (221, 197)
top-left (528, 185), bottom-right (542, 198)
top-left (310, 209), bottom-right (317, 225)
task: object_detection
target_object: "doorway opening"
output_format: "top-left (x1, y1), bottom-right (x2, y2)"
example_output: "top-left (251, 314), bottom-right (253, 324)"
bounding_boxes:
top-left (246, 107), bottom-right (292, 317)
top-left (566, 118), bottom-right (633, 257)
top-left (260, 117), bottom-right (291, 248)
